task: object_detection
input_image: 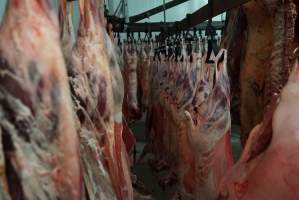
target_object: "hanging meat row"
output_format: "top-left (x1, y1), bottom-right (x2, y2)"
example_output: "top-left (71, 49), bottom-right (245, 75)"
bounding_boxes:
top-left (120, 9), bottom-right (299, 200)
top-left (0, 0), bottom-right (299, 199)
top-left (0, 0), bottom-right (136, 199)
top-left (120, 33), bottom-right (233, 199)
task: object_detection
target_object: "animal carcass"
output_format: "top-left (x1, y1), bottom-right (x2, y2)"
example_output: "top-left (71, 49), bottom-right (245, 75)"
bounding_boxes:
top-left (0, 0), bottom-right (81, 199)
top-left (67, 0), bottom-right (133, 199)
top-left (218, 52), bottom-right (299, 200)
top-left (123, 42), bottom-right (141, 120)
top-left (184, 50), bottom-right (234, 199)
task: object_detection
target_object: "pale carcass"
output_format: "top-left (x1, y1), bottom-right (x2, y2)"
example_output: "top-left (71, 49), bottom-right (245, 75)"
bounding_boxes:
top-left (218, 53), bottom-right (299, 200)
top-left (68, 0), bottom-right (132, 199)
top-left (137, 42), bottom-right (152, 111)
top-left (183, 49), bottom-right (234, 199)
top-left (106, 36), bottom-right (136, 155)
top-left (123, 42), bottom-right (141, 120)
top-left (156, 46), bottom-right (208, 196)
top-left (105, 28), bottom-right (135, 199)
top-left (0, 0), bottom-right (81, 199)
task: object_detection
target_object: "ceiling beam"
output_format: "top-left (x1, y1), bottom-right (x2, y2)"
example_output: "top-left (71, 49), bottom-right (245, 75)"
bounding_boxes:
top-left (160, 0), bottom-right (252, 38)
top-left (112, 21), bottom-right (224, 33)
top-left (129, 0), bottom-right (190, 23)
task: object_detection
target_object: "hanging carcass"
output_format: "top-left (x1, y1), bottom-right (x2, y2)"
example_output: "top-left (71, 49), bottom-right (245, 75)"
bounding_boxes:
top-left (137, 41), bottom-right (153, 112)
top-left (67, 0), bottom-right (133, 199)
top-left (105, 21), bottom-right (135, 199)
top-left (0, 0), bottom-right (81, 199)
top-left (225, 0), bottom-right (298, 145)
top-left (218, 49), bottom-right (299, 200)
top-left (145, 39), bottom-right (207, 195)
top-left (123, 41), bottom-right (141, 121)
top-left (183, 49), bottom-right (234, 199)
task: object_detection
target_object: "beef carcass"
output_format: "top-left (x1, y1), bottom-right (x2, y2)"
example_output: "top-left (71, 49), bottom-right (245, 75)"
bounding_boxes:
top-left (230, 0), bottom-right (297, 145)
top-left (139, 53), bottom-right (177, 167)
top-left (264, 0), bottom-right (297, 106)
top-left (183, 49), bottom-right (234, 199)
top-left (123, 42), bottom-right (141, 120)
top-left (109, 39), bottom-right (136, 155)
top-left (145, 41), bottom-right (231, 199)
top-left (137, 42), bottom-right (152, 111)
top-left (68, 0), bottom-right (132, 199)
top-left (239, 1), bottom-right (273, 145)
top-left (143, 40), bottom-right (223, 197)
top-left (221, 7), bottom-right (247, 125)
top-left (218, 52), bottom-right (299, 200)
top-left (0, 0), bottom-right (81, 199)
top-left (105, 28), bottom-right (134, 199)
top-left (139, 53), bottom-right (170, 162)
top-left (155, 46), bottom-right (208, 196)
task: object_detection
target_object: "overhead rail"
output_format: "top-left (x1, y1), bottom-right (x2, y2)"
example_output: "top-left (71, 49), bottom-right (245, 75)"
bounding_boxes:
top-left (159, 0), bottom-right (252, 39)
top-left (68, 0), bottom-right (252, 35)
top-left (112, 21), bottom-right (225, 33)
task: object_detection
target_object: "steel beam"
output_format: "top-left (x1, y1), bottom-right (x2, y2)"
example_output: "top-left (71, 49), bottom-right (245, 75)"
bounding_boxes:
top-left (112, 21), bottom-right (224, 33)
top-left (160, 0), bottom-right (252, 38)
top-left (129, 0), bottom-right (190, 22)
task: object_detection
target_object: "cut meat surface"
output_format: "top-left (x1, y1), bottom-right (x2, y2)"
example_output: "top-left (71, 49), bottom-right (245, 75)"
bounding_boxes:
top-left (0, 0), bottom-right (81, 199)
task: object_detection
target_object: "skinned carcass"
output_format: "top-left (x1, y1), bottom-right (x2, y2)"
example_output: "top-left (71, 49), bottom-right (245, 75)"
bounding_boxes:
top-left (226, 0), bottom-right (297, 145)
top-left (221, 7), bottom-right (247, 126)
top-left (67, 0), bottom-right (133, 199)
top-left (137, 42), bottom-right (152, 111)
top-left (136, 42), bottom-right (144, 111)
top-left (123, 42), bottom-right (141, 120)
top-left (239, 1), bottom-right (273, 145)
top-left (184, 49), bottom-right (234, 199)
top-left (155, 44), bottom-right (209, 197)
top-left (144, 40), bottom-right (234, 199)
top-left (0, 0), bottom-right (81, 199)
top-left (139, 52), bottom-right (177, 166)
top-left (263, 0), bottom-right (297, 109)
top-left (218, 52), bottom-right (299, 200)
top-left (116, 43), bottom-right (136, 153)
top-left (105, 28), bottom-right (134, 199)
top-left (142, 40), bottom-right (231, 199)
